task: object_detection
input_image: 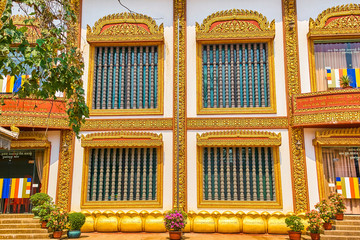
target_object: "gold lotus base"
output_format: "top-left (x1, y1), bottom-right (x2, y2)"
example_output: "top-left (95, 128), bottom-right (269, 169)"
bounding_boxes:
top-left (80, 210), bottom-right (308, 234)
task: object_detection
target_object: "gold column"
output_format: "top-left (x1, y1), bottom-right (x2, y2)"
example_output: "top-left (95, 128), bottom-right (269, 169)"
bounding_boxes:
top-left (56, 129), bottom-right (75, 211)
top-left (282, 0), bottom-right (309, 212)
top-left (173, 0), bottom-right (187, 210)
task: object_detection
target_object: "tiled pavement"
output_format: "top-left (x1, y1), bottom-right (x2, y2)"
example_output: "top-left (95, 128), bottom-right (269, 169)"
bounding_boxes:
top-left (82, 232), bottom-right (288, 240)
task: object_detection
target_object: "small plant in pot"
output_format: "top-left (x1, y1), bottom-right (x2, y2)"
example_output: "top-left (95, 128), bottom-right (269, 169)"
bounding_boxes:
top-left (67, 212), bottom-right (86, 238)
top-left (47, 207), bottom-right (69, 239)
top-left (30, 193), bottom-right (51, 218)
top-left (37, 200), bottom-right (55, 228)
top-left (306, 210), bottom-right (323, 240)
top-left (329, 192), bottom-right (346, 220)
top-left (285, 215), bottom-right (305, 240)
top-left (340, 75), bottom-right (352, 88)
top-left (315, 200), bottom-right (334, 230)
top-left (164, 209), bottom-right (187, 240)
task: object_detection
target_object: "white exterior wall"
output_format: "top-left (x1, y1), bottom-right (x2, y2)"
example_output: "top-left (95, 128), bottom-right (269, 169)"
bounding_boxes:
top-left (46, 131), bottom-right (61, 201)
top-left (71, 130), bottom-right (173, 212)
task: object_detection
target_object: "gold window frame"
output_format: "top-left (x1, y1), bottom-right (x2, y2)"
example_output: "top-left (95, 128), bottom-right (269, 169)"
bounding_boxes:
top-left (308, 4), bottom-right (360, 92)
top-left (196, 130), bottom-right (283, 209)
top-left (81, 131), bottom-right (163, 209)
top-left (313, 128), bottom-right (360, 201)
top-left (86, 13), bottom-right (164, 116)
top-left (10, 131), bottom-right (51, 194)
top-left (196, 9), bottom-right (276, 114)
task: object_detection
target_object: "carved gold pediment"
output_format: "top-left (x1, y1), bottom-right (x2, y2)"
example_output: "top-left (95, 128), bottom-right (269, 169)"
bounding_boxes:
top-left (87, 12), bottom-right (164, 43)
top-left (81, 131), bottom-right (163, 148)
top-left (11, 132), bottom-right (50, 148)
top-left (309, 4), bottom-right (360, 37)
top-left (197, 130), bottom-right (281, 147)
top-left (313, 128), bottom-right (360, 146)
top-left (196, 9), bottom-right (275, 40)
top-left (11, 15), bottom-right (40, 44)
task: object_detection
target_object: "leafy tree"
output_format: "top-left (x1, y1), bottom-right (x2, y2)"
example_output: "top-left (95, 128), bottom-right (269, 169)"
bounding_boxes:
top-left (0, 0), bottom-right (88, 136)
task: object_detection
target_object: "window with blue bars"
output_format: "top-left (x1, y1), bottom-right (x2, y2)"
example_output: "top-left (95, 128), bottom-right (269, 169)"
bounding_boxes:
top-left (201, 43), bottom-right (270, 109)
top-left (92, 46), bottom-right (158, 110)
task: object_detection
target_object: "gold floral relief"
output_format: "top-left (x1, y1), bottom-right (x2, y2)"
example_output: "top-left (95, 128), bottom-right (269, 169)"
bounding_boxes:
top-left (196, 9), bottom-right (275, 40)
top-left (87, 12), bottom-right (164, 43)
top-left (11, 15), bottom-right (39, 44)
top-left (309, 4), bottom-right (360, 37)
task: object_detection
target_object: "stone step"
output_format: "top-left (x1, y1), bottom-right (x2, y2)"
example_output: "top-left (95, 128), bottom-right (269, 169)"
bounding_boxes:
top-left (0, 233), bottom-right (50, 239)
top-left (344, 215), bottom-right (360, 221)
top-left (0, 223), bottom-right (41, 229)
top-left (333, 220), bottom-right (360, 226)
top-left (323, 230), bottom-right (360, 236)
top-left (0, 215), bottom-right (34, 219)
top-left (303, 235), bottom-right (360, 240)
top-left (334, 225), bottom-right (360, 231)
top-left (0, 229), bottom-right (48, 234)
top-left (0, 219), bottom-right (40, 224)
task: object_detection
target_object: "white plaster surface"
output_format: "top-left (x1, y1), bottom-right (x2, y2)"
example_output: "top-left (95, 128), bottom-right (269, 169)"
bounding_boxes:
top-left (297, 21), bottom-right (311, 94)
top-left (187, 129), bottom-right (293, 213)
top-left (70, 130), bottom-right (173, 212)
top-left (46, 131), bottom-right (61, 201)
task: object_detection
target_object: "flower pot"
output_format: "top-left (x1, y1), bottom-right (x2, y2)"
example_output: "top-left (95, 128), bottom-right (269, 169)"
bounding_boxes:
top-left (288, 231), bottom-right (302, 240)
top-left (67, 230), bottom-right (81, 238)
top-left (310, 233), bottom-right (320, 240)
top-left (335, 213), bottom-right (344, 220)
top-left (41, 221), bottom-right (47, 229)
top-left (169, 231), bottom-right (182, 240)
top-left (323, 222), bottom-right (332, 230)
top-left (53, 230), bottom-right (63, 239)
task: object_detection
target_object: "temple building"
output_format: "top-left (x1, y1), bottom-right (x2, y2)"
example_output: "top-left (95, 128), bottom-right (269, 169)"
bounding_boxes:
top-left (1, 0), bottom-right (360, 235)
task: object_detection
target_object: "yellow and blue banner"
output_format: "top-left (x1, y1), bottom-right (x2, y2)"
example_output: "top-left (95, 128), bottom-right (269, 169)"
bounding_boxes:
top-left (0, 75), bottom-right (26, 93)
top-left (325, 68), bottom-right (360, 88)
top-left (336, 177), bottom-right (360, 199)
top-left (0, 178), bottom-right (31, 199)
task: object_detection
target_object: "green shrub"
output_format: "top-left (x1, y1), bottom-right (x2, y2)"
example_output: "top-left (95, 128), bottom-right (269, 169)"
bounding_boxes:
top-left (30, 193), bottom-right (51, 207)
top-left (37, 201), bottom-right (55, 221)
top-left (285, 215), bottom-right (304, 232)
top-left (68, 212), bottom-right (86, 230)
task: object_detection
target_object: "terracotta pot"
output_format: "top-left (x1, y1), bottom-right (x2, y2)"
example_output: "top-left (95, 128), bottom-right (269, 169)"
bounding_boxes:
top-left (323, 222), bottom-right (332, 230)
top-left (41, 221), bottom-right (47, 229)
top-left (169, 231), bottom-right (182, 240)
top-left (310, 232), bottom-right (320, 240)
top-left (53, 230), bottom-right (63, 239)
top-left (335, 213), bottom-right (344, 220)
top-left (288, 231), bottom-right (302, 240)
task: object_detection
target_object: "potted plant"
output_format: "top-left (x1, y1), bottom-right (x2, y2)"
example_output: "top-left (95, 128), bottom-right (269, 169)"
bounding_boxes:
top-left (164, 209), bottom-right (187, 240)
top-left (47, 208), bottom-right (69, 239)
top-left (329, 192), bottom-right (346, 220)
top-left (30, 193), bottom-right (51, 218)
top-left (306, 210), bottom-right (323, 240)
top-left (315, 200), bottom-right (334, 230)
top-left (37, 200), bottom-right (55, 228)
top-left (285, 215), bottom-right (304, 240)
top-left (67, 212), bottom-right (86, 238)
top-left (340, 75), bottom-right (352, 88)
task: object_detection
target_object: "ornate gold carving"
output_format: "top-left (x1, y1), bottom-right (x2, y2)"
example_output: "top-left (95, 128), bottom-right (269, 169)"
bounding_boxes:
top-left (10, 132), bottom-right (51, 194)
top-left (293, 111), bottom-right (360, 127)
top-left (10, 125), bottom-right (19, 133)
top-left (81, 131), bottom-right (163, 148)
top-left (309, 4), bottom-right (360, 37)
top-left (282, 0), bottom-right (309, 213)
top-left (87, 12), bottom-right (164, 43)
top-left (80, 210), bottom-right (303, 234)
top-left (56, 130), bottom-right (75, 211)
top-left (196, 9), bottom-right (275, 40)
top-left (313, 128), bottom-right (360, 146)
top-left (197, 130), bottom-right (282, 147)
top-left (0, 115), bottom-right (69, 129)
top-left (0, 0), bottom-right (6, 29)
top-left (11, 15), bottom-right (39, 43)
top-left (70, 0), bottom-right (81, 47)
top-left (82, 118), bottom-right (172, 130)
top-left (173, 0), bottom-right (187, 211)
top-left (188, 117), bottom-right (288, 129)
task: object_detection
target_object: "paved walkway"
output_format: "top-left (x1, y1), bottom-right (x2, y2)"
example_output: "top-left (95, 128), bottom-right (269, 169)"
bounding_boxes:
top-left (81, 232), bottom-right (288, 240)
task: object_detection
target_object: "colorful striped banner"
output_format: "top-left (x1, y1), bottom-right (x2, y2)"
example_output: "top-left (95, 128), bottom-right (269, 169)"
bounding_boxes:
top-left (0, 178), bottom-right (31, 199)
top-left (2, 75), bottom-right (27, 93)
top-left (336, 177), bottom-right (360, 199)
top-left (326, 68), bottom-right (360, 88)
